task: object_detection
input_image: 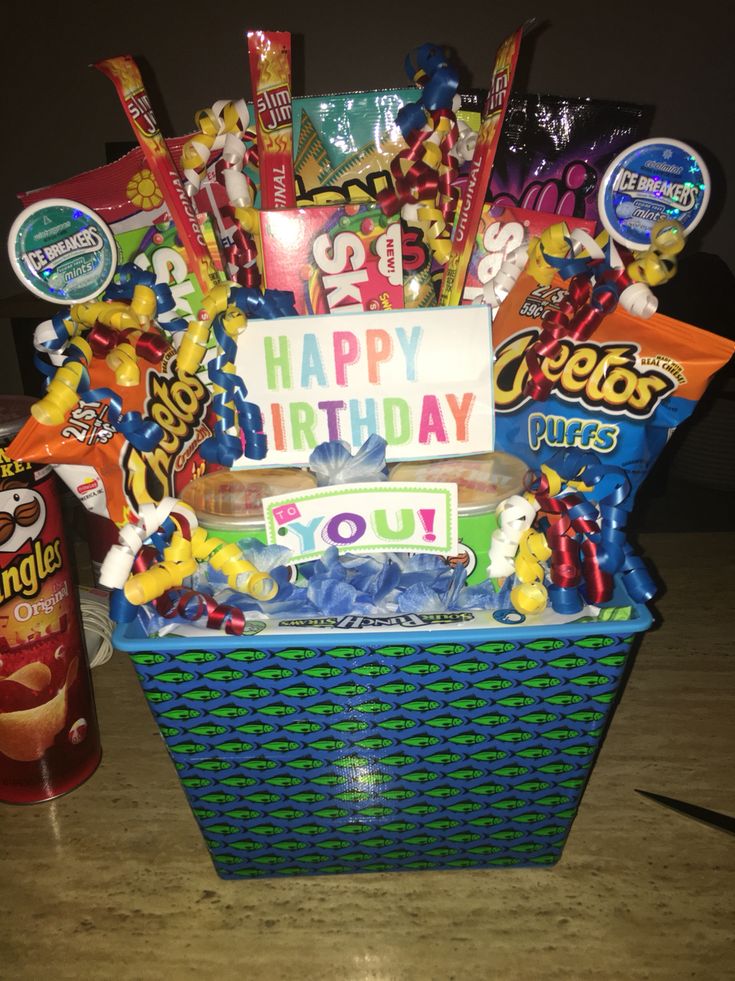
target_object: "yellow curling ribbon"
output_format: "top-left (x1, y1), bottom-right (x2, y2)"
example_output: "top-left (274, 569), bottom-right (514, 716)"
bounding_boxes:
top-left (31, 361), bottom-right (85, 425)
top-left (511, 527), bottom-right (552, 615)
top-left (105, 343), bottom-right (139, 387)
top-left (526, 225), bottom-right (613, 287)
top-left (627, 219), bottom-right (685, 287)
top-left (189, 527), bottom-right (277, 600)
top-left (539, 464), bottom-right (564, 499)
top-left (526, 223), bottom-right (573, 286)
top-left (233, 206), bottom-right (260, 237)
top-left (176, 282), bottom-right (237, 376)
top-left (124, 555), bottom-right (198, 606)
top-left (181, 100), bottom-right (251, 195)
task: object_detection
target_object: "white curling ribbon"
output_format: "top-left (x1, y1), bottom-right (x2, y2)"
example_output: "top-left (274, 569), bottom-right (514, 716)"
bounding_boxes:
top-left (34, 319), bottom-right (70, 365)
top-left (98, 497), bottom-right (198, 589)
top-left (222, 131), bottom-right (246, 168)
top-left (497, 494), bottom-right (538, 532)
top-left (452, 109), bottom-right (478, 164)
top-left (486, 494), bottom-right (539, 580)
top-left (569, 228), bottom-right (605, 261)
top-left (223, 168), bottom-right (252, 209)
top-left (184, 99), bottom-right (251, 197)
top-left (619, 281), bottom-right (658, 319)
top-left (480, 248), bottom-right (528, 311)
top-left (401, 203), bottom-right (422, 222)
top-left (487, 529), bottom-right (521, 578)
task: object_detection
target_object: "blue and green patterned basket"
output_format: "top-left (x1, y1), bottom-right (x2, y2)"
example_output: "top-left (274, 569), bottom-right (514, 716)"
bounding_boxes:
top-left (113, 589), bottom-right (651, 879)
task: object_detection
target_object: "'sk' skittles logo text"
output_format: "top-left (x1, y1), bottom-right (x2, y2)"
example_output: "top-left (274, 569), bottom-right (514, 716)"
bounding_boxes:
top-left (494, 330), bottom-right (676, 419)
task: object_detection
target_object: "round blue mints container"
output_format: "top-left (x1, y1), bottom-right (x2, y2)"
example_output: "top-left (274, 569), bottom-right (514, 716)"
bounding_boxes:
top-left (597, 138), bottom-right (710, 250)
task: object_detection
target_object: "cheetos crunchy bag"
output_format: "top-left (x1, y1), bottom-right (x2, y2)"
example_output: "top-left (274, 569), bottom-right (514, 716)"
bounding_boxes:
top-left (7, 345), bottom-right (217, 528)
top-left (491, 271), bottom-right (735, 498)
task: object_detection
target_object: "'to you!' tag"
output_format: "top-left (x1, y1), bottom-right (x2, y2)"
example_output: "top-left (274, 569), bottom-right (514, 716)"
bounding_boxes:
top-left (263, 482), bottom-right (458, 563)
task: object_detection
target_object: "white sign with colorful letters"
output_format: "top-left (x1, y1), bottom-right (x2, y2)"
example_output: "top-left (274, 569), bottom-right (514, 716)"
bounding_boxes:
top-left (232, 305), bottom-right (493, 468)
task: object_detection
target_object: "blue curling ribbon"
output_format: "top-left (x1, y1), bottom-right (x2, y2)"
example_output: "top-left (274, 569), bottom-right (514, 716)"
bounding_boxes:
top-left (200, 288), bottom-right (297, 466)
top-left (541, 239), bottom-right (594, 281)
top-left (34, 309), bottom-right (77, 379)
top-left (109, 587), bottom-right (137, 623)
top-left (78, 364), bottom-right (163, 451)
top-left (396, 43), bottom-right (460, 139)
top-left (541, 238), bottom-right (632, 298)
top-left (146, 514), bottom-right (178, 557)
top-left (229, 286), bottom-right (297, 319)
top-left (104, 262), bottom-right (180, 325)
top-left (548, 583), bottom-right (585, 615)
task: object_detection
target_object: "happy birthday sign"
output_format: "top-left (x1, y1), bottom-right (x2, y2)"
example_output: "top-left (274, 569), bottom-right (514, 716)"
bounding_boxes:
top-left (232, 305), bottom-right (494, 468)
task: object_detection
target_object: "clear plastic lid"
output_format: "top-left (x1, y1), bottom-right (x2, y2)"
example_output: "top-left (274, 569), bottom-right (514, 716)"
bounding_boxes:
top-left (179, 468), bottom-right (317, 530)
top-left (389, 452), bottom-right (529, 513)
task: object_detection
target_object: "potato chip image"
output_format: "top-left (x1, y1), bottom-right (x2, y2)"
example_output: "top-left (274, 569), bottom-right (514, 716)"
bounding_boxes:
top-left (0, 658), bottom-right (78, 762)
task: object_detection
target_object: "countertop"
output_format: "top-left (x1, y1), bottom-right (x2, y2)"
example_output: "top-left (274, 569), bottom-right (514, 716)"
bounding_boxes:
top-left (2, 532), bottom-right (733, 981)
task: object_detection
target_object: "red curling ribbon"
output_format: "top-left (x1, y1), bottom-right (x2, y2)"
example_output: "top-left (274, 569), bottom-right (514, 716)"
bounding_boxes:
top-left (225, 225), bottom-right (261, 289)
top-left (524, 266), bottom-right (633, 401)
top-left (132, 544), bottom-right (246, 635)
top-left (86, 323), bottom-right (119, 358)
top-left (125, 329), bottom-right (170, 363)
top-left (86, 323), bottom-right (169, 365)
top-left (154, 588), bottom-right (246, 635)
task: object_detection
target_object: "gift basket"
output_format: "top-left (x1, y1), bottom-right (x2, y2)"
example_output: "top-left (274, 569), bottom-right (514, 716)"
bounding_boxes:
top-left (3, 25), bottom-right (733, 874)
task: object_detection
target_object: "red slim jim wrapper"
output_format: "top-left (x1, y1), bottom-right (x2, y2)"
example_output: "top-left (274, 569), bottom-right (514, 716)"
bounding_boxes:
top-left (440, 24), bottom-right (526, 306)
top-left (0, 396), bottom-right (101, 804)
top-left (94, 54), bottom-right (221, 292)
top-left (247, 30), bottom-right (296, 210)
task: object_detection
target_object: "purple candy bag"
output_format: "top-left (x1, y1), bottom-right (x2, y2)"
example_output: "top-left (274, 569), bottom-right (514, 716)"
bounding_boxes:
top-left (487, 93), bottom-right (652, 222)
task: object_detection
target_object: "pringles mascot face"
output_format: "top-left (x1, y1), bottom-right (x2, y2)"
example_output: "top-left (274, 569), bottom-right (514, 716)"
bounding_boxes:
top-left (0, 481), bottom-right (46, 554)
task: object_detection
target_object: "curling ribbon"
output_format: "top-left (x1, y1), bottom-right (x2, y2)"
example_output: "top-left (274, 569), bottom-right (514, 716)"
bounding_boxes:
top-left (153, 588), bottom-right (246, 635)
top-left (474, 227), bottom-right (529, 312)
top-left (378, 45), bottom-right (461, 263)
top-left (181, 100), bottom-right (261, 288)
top-left (178, 285), bottom-right (296, 465)
top-left (627, 219), bottom-right (685, 288)
top-left (99, 498), bottom-right (197, 590)
top-left (523, 233), bottom-right (644, 401)
top-left (199, 306), bottom-right (268, 465)
top-left (526, 450), bottom-right (657, 613)
top-left (111, 542), bottom-right (247, 635)
top-left (31, 266), bottom-right (175, 424)
top-left (487, 494), bottom-right (539, 579)
top-left (189, 527), bottom-right (278, 601)
top-left (510, 528), bottom-right (552, 615)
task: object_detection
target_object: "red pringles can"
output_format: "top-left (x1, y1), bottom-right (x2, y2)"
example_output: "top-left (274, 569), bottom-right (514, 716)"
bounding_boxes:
top-left (0, 395), bottom-right (101, 803)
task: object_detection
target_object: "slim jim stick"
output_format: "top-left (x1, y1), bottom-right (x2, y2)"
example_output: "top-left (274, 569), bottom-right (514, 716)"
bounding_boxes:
top-left (94, 55), bottom-right (221, 292)
top-left (439, 25), bottom-right (526, 307)
top-left (247, 30), bottom-right (296, 209)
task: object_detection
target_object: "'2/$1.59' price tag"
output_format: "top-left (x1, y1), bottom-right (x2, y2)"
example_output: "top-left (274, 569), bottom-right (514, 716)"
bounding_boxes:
top-left (263, 482), bottom-right (459, 564)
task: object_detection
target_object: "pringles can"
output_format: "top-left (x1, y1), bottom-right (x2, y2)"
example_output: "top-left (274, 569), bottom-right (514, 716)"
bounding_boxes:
top-left (0, 395), bottom-right (101, 804)
top-left (389, 452), bottom-right (529, 584)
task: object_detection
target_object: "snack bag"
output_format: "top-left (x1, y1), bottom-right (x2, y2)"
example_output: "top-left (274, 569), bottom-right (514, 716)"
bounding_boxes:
top-left (7, 350), bottom-right (217, 527)
top-left (491, 272), bottom-right (735, 498)
top-left (489, 94), bottom-right (652, 222)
